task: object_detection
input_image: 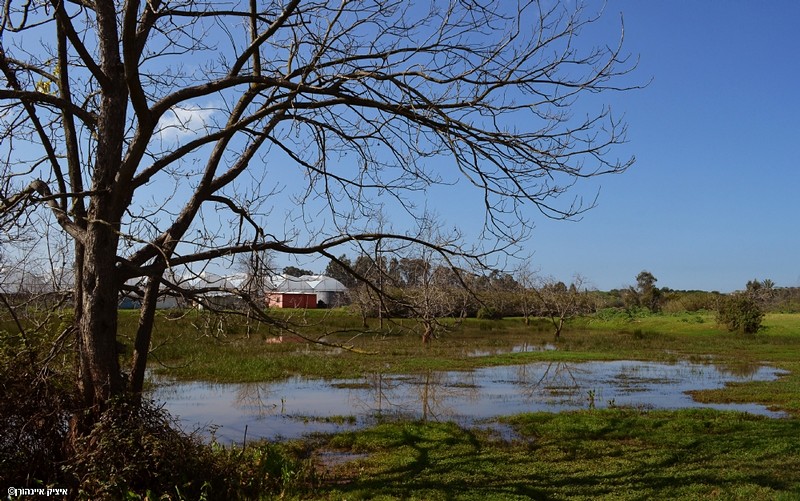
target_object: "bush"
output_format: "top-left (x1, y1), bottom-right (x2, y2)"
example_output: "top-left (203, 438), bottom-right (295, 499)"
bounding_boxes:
top-left (67, 397), bottom-right (317, 499)
top-left (0, 339), bottom-right (316, 499)
top-left (0, 323), bottom-right (75, 487)
top-left (716, 295), bottom-right (763, 334)
top-left (476, 306), bottom-right (502, 320)
top-left (0, 354), bottom-right (73, 486)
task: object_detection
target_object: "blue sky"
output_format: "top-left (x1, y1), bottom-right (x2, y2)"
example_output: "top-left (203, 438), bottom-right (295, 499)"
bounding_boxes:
top-left (5, 1), bottom-right (796, 293)
top-left (496, 1), bottom-right (800, 292)
top-left (276, 1), bottom-right (799, 292)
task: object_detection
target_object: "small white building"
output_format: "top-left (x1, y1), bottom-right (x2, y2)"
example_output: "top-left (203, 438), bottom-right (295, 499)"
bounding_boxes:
top-left (301, 275), bottom-right (349, 307)
top-left (181, 271), bottom-right (248, 309)
top-left (265, 274), bottom-right (348, 308)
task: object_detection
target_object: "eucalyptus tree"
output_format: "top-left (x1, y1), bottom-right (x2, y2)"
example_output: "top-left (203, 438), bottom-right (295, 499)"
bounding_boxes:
top-left (0, 0), bottom-right (636, 423)
top-left (636, 270), bottom-right (661, 312)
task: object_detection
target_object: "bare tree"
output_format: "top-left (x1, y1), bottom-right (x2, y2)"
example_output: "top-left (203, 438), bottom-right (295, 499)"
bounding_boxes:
top-left (533, 274), bottom-right (590, 339)
top-left (514, 261), bottom-right (540, 326)
top-left (396, 232), bottom-right (462, 344)
top-left (348, 282), bottom-right (377, 330)
top-left (0, 0), bottom-right (636, 426)
top-left (238, 248), bottom-right (275, 336)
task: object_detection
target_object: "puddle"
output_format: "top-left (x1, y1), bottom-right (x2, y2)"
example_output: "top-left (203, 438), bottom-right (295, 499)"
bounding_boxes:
top-left (466, 342), bottom-right (557, 357)
top-left (151, 360), bottom-right (787, 444)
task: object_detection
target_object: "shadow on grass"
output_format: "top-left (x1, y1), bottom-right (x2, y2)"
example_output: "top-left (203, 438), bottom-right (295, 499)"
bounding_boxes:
top-left (313, 410), bottom-right (800, 500)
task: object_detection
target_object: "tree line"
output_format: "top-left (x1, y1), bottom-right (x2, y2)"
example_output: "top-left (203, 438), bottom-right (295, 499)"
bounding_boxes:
top-left (322, 257), bottom-right (800, 336)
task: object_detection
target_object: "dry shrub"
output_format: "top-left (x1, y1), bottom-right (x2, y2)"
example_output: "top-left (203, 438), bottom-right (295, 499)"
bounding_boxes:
top-left (1, 341), bottom-right (316, 499)
top-left (0, 352), bottom-right (73, 486)
top-left (66, 397), bottom-right (318, 499)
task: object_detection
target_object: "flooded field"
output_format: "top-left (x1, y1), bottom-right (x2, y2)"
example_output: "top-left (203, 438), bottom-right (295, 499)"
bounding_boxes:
top-left (151, 359), bottom-right (787, 444)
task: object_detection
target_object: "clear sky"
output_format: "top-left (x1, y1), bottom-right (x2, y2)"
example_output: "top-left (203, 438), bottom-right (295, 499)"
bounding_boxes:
top-left (495, 1), bottom-right (800, 292)
top-left (5, 1), bottom-right (797, 294)
top-left (290, 1), bottom-right (799, 292)
top-left (273, 1), bottom-right (799, 292)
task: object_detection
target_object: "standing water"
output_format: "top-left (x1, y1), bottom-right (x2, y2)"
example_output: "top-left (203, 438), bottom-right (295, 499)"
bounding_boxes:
top-left (151, 360), bottom-right (786, 443)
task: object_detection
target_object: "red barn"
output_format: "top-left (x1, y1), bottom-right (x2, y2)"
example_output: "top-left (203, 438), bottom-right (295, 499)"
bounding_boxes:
top-left (265, 273), bottom-right (348, 309)
top-left (266, 292), bottom-right (318, 309)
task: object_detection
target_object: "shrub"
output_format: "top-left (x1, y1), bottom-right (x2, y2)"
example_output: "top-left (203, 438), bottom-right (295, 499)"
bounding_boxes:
top-left (0, 353), bottom-right (72, 486)
top-left (476, 306), bottom-right (502, 320)
top-left (0, 338), bottom-right (315, 499)
top-left (65, 397), bottom-right (318, 499)
top-left (716, 295), bottom-right (763, 334)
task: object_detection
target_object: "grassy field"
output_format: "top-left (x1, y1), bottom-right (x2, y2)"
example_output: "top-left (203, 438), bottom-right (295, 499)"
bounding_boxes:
top-left (306, 409), bottom-right (800, 500)
top-left (124, 309), bottom-right (800, 499)
top-left (111, 311), bottom-right (800, 500)
top-left (3, 307), bottom-right (798, 498)
top-left (290, 313), bottom-right (800, 499)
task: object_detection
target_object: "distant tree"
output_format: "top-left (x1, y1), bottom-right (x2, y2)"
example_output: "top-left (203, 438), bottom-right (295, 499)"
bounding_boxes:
top-left (533, 274), bottom-right (589, 339)
top-left (620, 286), bottom-right (640, 310)
top-left (348, 284), bottom-right (376, 329)
top-left (346, 253), bottom-right (385, 323)
top-left (745, 278), bottom-right (776, 308)
top-left (239, 250), bottom-right (275, 299)
top-left (514, 262), bottom-right (540, 326)
top-left (635, 270), bottom-right (662, 312)
top-left (402, 262), bottom-right (459, 344)
top-left (324, 255), bottom-right (357, 288)
top-left (237, 249), bottom-right (275, 336)
top-left (388, 218), bottom-right (467, 344)
top-left (746, 279), bottom-right (762, 294)
top-left (282, 266), bottom-right (314, 278)
top-left (398, 257), bottom-right (430, 288)
top-left (474, 269), bottom-right (521, 317)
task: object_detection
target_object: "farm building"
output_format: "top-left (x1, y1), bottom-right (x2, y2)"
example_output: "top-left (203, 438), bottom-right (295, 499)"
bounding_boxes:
top-left (180, 271), bottom-right (248, 309)
top-left (265, 274), bottom-right (348, 308)
top-left (266, 292), bottom-right (319, 309)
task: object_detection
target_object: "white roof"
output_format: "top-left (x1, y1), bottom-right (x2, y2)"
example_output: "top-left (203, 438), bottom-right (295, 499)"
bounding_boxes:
top-left (0, 266), bottom-right (74, 293)
top-left (268, 274), bottom-right (313, 292)
top-left (266, 274), bottom-right (347, 293)
top-left (304, 275), bottom-right (348, 292)
top-left (181, 271), bottom-right (247, 291)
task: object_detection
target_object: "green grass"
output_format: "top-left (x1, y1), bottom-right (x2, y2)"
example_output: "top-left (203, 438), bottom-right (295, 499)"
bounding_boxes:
top-left (6, 307), bottom-right (800, 498)
top-left (123, 309), bottom-right (800, 498)
top-left (129, 309), bottom-right (557, 382)
top-left (299, 409), bottom-right (800, 500)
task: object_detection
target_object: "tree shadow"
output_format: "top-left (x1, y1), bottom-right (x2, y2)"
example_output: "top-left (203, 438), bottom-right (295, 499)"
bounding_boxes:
top-left (316, 411), bottom-right (800, 499)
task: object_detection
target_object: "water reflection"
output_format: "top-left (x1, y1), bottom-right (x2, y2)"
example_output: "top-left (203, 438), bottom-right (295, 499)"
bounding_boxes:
top-left (151, 360), bottom-right (787, 444)
top-left (466, 342), bottom-right (557, 357)
top-left (234, 383), bottom-right (282, 416)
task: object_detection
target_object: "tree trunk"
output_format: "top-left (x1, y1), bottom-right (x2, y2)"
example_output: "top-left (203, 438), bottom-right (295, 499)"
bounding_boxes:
top-left (75, 223), bottom-right (123, 420)
top-left (73, 0), bottom-right (127, 421)
top-left (129, 275), bottom-right (161, 396)
top-left (422, 322), bottom-right (434, 345)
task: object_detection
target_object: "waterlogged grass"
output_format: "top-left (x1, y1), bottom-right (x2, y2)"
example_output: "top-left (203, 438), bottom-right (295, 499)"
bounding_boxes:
top-left (127, 309), bottom-right (557, 382)
top-left (117, 309), bottom-right (800, 497)
top-left (133, 310), bottom-right (800, 385)
top-left (302, 410), bottom-right (800, 500)
top-left (130, 309), bottom-right (800, 418)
